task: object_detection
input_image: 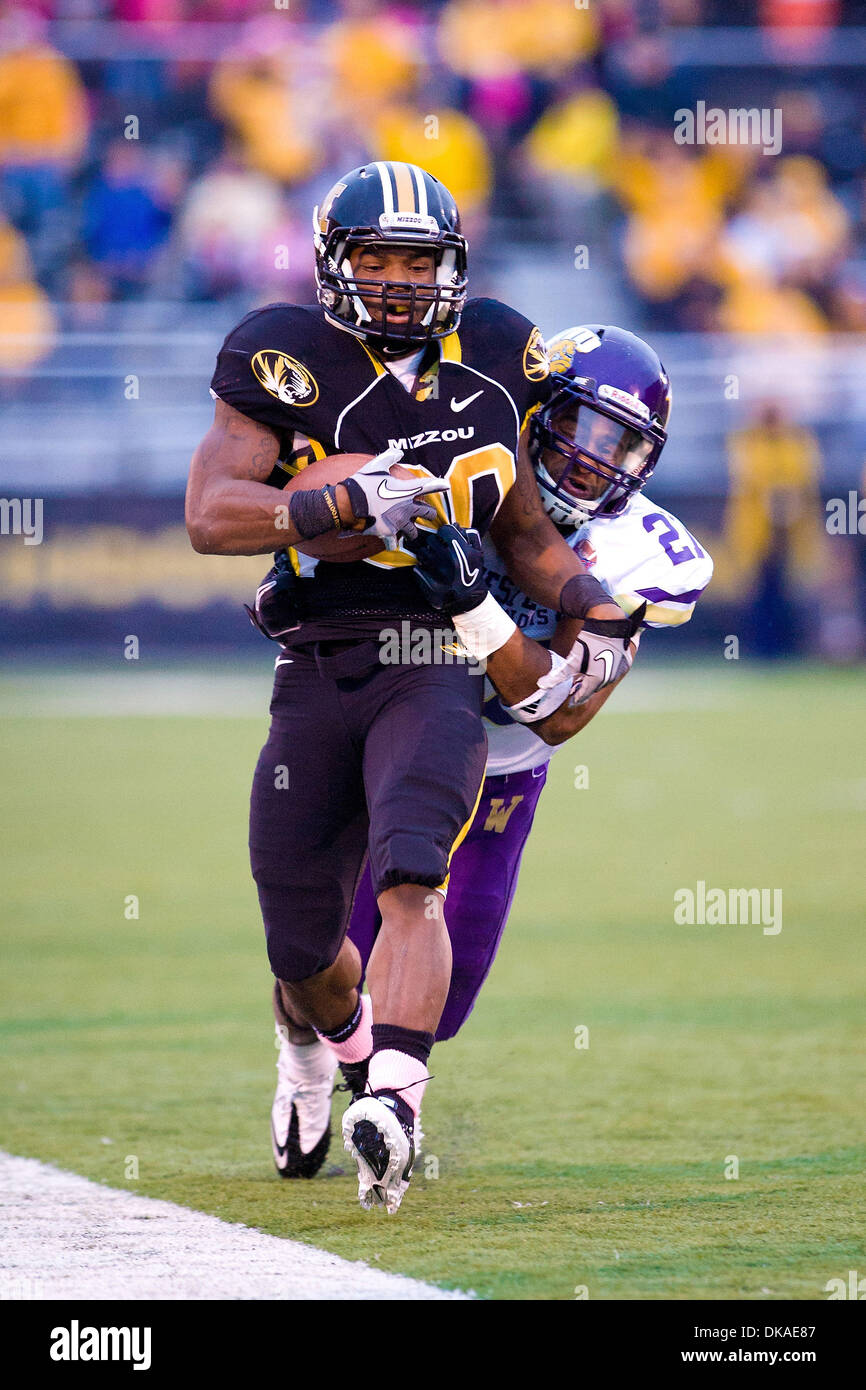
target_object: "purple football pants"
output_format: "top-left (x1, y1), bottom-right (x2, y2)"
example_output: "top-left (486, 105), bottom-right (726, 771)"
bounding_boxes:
top-left (347, 763), bottom-right (549, 1040)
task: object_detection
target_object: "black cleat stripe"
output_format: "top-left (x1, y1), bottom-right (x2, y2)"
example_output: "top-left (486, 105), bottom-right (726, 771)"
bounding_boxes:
top-left (273, 1105), bottom-right (331, 1180)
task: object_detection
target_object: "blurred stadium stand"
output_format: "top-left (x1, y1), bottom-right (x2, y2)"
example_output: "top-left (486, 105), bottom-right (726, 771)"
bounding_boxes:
top-left (1, 0), bottom-right (865, 660)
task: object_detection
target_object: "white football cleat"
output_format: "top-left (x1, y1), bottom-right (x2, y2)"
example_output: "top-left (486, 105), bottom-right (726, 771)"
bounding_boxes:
top-left (342, 1094), bottom-right (415, 1215)
top-left (271, 1023), bottom-right (338, 1179)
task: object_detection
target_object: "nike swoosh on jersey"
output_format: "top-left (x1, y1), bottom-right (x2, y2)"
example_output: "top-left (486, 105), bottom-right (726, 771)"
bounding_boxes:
top-left (450, 390), bottom-right (484, 413)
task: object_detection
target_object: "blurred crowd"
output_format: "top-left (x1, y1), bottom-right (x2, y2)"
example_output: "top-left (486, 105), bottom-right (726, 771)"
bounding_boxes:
top-left (2, 0), bottom-right (865, 658)
top-left (1, 0), bottom-right (866, 362)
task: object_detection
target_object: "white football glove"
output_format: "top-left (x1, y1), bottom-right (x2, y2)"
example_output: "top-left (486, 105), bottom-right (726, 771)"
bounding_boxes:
top-left (342, 446), bottom-right (450, 541)
top-left (561, 604), bottom-right (646, 706)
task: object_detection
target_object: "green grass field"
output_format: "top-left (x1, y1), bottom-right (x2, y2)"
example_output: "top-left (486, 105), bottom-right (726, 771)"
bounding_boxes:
top-left (2, 661), bottom-right (864, 1300)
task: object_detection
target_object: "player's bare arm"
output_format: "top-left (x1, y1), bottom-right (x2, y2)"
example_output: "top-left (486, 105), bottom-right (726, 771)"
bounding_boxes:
top-left (186, 399), bottom-right (347, 554)
top-left (186, 399), bottom-right (445, 555)
top-left (489, 436), bottom-right (624, 623)
top-left (409, 498), bottom-right (636, 710)
top-left (535, 673), bottom-right (626, 745)
top-left (480, 624), bottom-right (555, 705)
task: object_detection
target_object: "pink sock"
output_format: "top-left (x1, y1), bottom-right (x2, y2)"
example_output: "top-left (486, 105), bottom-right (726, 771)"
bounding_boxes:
top-left (368, 1049), bottom-right (430, 1118)
top-left (317, 992), bottom-right (373, 1064)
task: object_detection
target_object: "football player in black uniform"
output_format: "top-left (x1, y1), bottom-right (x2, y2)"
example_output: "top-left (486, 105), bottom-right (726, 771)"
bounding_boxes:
top-left (186, 161), bottom-right (629, 1214)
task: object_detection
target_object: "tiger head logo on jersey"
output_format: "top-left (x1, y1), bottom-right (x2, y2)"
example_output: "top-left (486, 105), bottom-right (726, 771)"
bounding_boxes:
top-left (523, 326), bottom-right (550, 382)
top-left (251, 351), bottom-right (319, 408)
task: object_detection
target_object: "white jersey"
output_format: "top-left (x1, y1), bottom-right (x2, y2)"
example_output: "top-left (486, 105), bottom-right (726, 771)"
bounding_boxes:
top-left (483, 491), bottom-right (714, 775)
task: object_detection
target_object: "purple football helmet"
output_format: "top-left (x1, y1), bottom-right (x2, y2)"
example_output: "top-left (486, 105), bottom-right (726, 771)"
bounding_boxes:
top-left (530, 325), bottom-right (671, 529)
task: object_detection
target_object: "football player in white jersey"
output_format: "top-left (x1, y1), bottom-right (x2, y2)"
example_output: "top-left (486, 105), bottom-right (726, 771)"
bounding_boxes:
top-left (279, 324), bottom-right (713, 1174)
top-left (352, 319), bottom-right (712, 1025)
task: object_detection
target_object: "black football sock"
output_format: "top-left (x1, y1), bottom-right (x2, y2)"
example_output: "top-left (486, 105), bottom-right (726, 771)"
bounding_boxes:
top-left (318, 992), bottom-right (363, 1045)
top-left (371, 1022), bottom-right (434, 1066)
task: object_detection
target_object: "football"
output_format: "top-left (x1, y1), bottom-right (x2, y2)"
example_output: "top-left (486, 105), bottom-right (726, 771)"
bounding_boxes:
top-left (288, 453), bottom-right (417, 563)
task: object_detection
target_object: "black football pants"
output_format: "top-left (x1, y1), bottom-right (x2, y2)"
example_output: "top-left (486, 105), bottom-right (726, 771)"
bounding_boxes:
top-left (249, 639), bottom-right (487, 982)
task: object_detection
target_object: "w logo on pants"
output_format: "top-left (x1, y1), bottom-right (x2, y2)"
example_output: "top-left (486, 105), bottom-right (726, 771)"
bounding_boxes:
top-left (483, 796), bottom-right (524, 833)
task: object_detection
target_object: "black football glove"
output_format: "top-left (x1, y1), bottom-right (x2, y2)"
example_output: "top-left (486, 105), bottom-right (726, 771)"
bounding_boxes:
top-left (244, 550), bottom-right (303, 642)
top-left (561, 603), bottom-right (646, 704)
top-left (407, 524), bottom-right (489, 614)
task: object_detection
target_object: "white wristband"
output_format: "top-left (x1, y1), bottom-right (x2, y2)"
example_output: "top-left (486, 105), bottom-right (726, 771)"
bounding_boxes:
top-left (452, 593), bottom-right (517, 661)
top-left (506, 650), bottom-right (575, 724)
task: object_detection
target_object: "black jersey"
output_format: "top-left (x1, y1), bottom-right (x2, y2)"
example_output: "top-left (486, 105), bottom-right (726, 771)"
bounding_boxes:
top-left (209, 299), bottom-right (550, 638)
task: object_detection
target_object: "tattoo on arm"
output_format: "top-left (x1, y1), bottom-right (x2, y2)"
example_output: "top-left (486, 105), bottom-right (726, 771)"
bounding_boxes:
top-left (247, 425), bottom-right (279, 480)
top-left (207, 399), bottom-right (280, 481)
top-left (197, 433), bottom-right (221, 472)
top-left (512, 437), bottom-right (545, 523)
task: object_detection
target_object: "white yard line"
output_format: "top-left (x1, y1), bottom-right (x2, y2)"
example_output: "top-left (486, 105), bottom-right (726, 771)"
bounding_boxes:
top-left (0, 1153), bottom-right (470, 1301)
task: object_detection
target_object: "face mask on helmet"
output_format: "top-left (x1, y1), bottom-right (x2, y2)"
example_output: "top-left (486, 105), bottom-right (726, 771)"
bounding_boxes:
top-left (532, 392), bottom-right (659, 529)
top-left (314, 218), bottom-right (467, 355)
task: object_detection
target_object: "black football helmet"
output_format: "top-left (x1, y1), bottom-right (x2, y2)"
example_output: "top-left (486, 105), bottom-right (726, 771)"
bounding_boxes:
top-left (530, 325), bottom-right (671, 529)
top-left (312, 161), bottom-right (468, 355)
